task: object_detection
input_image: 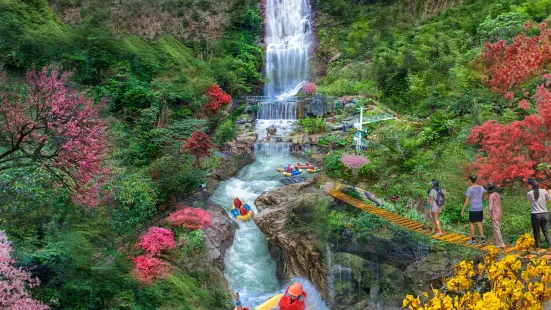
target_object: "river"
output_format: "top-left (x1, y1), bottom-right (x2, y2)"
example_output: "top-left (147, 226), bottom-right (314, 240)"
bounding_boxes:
top-left (210, 143), bottom-right (329, 309)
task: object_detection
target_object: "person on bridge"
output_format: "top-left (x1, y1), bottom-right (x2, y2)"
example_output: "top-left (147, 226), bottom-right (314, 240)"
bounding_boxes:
top-left (428, 179), bottom-right (444, 236)
top-left (526, 178), bottom-right (551, 249)
top-left (487, 183), bottom-right (505, 249)
top-left (461, 175), bottom-right (486, 245)
top-left (279, 282), bottom-right (307, 310)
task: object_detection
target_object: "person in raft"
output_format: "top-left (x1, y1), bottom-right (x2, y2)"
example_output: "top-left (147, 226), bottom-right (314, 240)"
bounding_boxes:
top-left (279, 282), bottom-right (307, 310)
top-left (234, 197), bottom-right (248, 216)
top-left (461, 175), bottom-right (486, 245)
top-left (286, 164), bottom-right (292, 173)
top-left (230, 289), bottom-right (249, 310)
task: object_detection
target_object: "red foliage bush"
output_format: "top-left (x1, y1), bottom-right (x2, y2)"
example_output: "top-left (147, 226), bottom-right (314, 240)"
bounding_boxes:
top-left (467, 75), bottom-right (551, 186)
top-left (181, 130), bottom-right (213, 167)
top-left (481, 21), bottom-right (551, 94)
top-left (138, 227), bottom-right (176, 255)
top-left (133, 255), bottom-right (170, 283)
top-left (205, 85), bottom-right (231, 113)
top-left (303, 82), bottom-right (318, 95)
top-left (167, 207), bottom-right (213, 229)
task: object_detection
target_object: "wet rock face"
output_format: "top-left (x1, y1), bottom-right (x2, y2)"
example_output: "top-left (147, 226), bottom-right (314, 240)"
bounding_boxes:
top-left (254, 179), bottom-right (330, 301)
top-left (204, 204), bottom-right (238, 271)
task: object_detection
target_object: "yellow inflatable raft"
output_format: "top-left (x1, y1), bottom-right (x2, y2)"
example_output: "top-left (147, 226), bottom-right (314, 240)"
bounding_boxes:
top-left (253, 293), bottom-right (283, 310)
top-left (231, 203), bottom-right (254, 221)
top-left (306, 168), bottom-right (323, 173)
top-left (282, 169), bottom-right (303, 177)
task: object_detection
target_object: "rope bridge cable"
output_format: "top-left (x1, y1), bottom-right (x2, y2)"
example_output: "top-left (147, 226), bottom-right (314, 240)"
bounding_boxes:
top-left (326, 188), bottom-right (551, 261)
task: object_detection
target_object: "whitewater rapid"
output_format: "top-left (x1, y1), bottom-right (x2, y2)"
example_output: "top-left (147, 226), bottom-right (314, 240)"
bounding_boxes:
top-left (210, 143), bottom-right (329, 309)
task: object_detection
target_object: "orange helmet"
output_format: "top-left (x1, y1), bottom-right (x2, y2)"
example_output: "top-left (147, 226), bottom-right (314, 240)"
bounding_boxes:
top-left (287, 282), bottom-right (303, 296)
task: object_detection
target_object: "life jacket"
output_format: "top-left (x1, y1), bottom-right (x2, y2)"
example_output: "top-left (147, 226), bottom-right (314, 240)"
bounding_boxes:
top-left (240, 205), bottom-right (248, 215)
top-left (286, 166), bottom-right (292, 173)
top-left (234, 199), bottom-right (242, 208)
top-left (278, 289), bottom-right (307, 310)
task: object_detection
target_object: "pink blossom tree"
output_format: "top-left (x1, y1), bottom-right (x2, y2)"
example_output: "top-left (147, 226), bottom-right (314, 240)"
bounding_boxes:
top-left (303, 82), bottom-right (317, 96)
top-left (166, 206), bottom-right (213, 229)
top-left (0, 231), bottom-right (48, 309)
top-left (133, 255), bottom-right (170, 283)
top-left (0, 66), bottom-right (108, 208)
top-left (342, 154), bottom-right (370, 181)
top-left (138, 227), bottom-right (176, 256)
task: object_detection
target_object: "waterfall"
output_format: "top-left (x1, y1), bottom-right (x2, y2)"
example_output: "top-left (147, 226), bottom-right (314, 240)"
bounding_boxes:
top-left (257, 101), bottom-right (297, 120)
top-left (264, 0), bottom-right (313, 98)
top-left (254, 142), bottom-right (290, 157)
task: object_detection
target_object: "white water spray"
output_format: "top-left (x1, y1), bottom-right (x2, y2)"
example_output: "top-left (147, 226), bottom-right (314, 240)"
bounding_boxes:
top-left (264, 0), bottom-right (313, 97)
top-left (212, 145), bottom-right (329, 309)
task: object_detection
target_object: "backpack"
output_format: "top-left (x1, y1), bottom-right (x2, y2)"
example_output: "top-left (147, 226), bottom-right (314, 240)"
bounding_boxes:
top-left (436, 188), bottom-right (445, 207)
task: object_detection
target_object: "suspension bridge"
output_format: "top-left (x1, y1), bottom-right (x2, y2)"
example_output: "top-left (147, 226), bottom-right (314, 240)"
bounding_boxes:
top-left (326, 187), bottom-right (551, 261)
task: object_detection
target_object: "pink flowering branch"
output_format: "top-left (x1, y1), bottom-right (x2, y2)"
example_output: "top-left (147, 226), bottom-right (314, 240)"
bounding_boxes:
top-left (138, 227), bottom-right (176, 256)
top-left (341, 154), bottom-right (370, 169)
top-left (0, 66), bottom-right (108, 208)
top-left (133, 255), bottom-right (170, 283)
top-left (0, 231), bottom-right (48, 309)
top-left (166, 206), bottom-right (213, 229)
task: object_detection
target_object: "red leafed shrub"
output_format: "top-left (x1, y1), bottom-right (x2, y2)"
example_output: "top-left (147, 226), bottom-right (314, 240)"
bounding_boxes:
top-left (181, 130), bottom-right (213, 168)
top-left (133, 255), bottom-right (170, 283)
top-left (138, 227), bottom-right (176, 255)
top-left (481, 21), bottom-right (551, 94)
top-left (0, 66), bottom-right (107, 208)
top-left (467, 75), bottom-right (551, 186)
top-left (205, 85), bottom-right (231, 113)
top-left (0, 231), bottom-right (48, 309)
top-left (167, 207), bottom-right (213, 229)
top-left (303, 82), bottom-right (318, 95)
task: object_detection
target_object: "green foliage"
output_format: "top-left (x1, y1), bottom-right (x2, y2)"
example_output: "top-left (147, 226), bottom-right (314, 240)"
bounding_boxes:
top-left (178, 229), bottom-right (205, 255)
top-left (345, 187), bottom-right (362, 200)
top-left (107, 172), bottom-right (159, 234)
top-left (478, 12), bottom-right (529, 43)
top-left (297, 116), bottom-right (328, 134)
top-left (213, 119), bottom-right (237, 145)
top-left (318, 134), bottom-right (347, 149)
top-left (324, 150), bottom-right (346, 177)
top-left (249, 103), bottom-right (259, 113)
top-left (147, 155), bottom-right (206, 201)
top-left (287, 198), bottom-right (330, 241)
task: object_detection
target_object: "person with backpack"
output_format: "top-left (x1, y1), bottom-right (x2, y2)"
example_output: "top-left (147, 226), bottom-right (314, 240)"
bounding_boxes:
top-left (526, 178), bottom-right (551, 249)
top-left (486, 183), bottom-right (505, 249)
top-left (461, 175), bottom-right (486, 245)
top-left (421, 189), bottom-right (433, 232)
top-left (428, 179), bottom-right (445, 236)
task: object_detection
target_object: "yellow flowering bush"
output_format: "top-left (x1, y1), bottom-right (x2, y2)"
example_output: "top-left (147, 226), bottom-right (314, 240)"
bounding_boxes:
top-left (403, 236), bottom-right (551, 310)
top-left (517, 234), bottom-right (536, 252)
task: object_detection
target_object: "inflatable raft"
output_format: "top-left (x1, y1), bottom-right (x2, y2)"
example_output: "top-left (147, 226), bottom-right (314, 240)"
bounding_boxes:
top-left (296, 163), bottom-right (313, 169)
top-left (306, 168), bottom-right (323, 173)
top-left (231, 203), bottom-right (254, 221)
top-left (253, 294), bottom-right (283, 310)
top-left (276, 167), bottom-right (285, 172)
top-left (282, 169), bottom-right (303, 177)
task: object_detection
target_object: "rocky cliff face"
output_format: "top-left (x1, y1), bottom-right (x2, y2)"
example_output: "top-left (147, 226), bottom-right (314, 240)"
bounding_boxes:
top-left (204, 204), bottom-right (238, 271)
top-left (48, 0), bottom-right (245, 40)
top-left (254, 178), bottom-right (330, 301)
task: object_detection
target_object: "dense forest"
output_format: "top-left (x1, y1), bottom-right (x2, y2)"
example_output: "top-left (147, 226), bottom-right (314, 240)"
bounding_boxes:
top-left (1, 0), bottom-right (551, 308)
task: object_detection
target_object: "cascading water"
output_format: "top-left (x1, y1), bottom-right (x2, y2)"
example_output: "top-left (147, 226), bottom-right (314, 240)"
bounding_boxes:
top-left (212, 144), bottom-right (329, 309)
top-left (264, 0), bottom-right (313, 97)
top-left (256, 0), bottom-right (313, 140)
